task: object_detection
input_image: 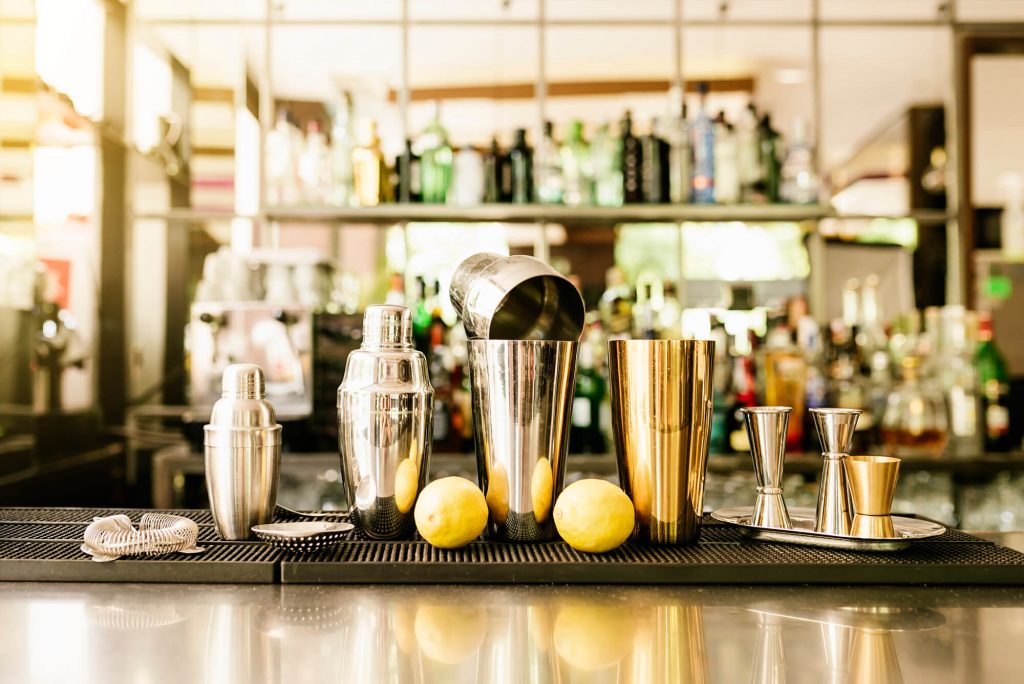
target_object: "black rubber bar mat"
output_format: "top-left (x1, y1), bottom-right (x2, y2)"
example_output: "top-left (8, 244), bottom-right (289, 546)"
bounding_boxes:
top-left (0, 508), bottom-right (279, 583)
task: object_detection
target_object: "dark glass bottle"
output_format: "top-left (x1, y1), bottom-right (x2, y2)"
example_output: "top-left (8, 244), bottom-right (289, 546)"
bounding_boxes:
top-left (509, 128), bottom-right (533, 204)
top-left (621, 111), bottom-right (644, 203)
top-left (396, 138), bottom-right (421, 203)
top-left (569, 340), bottom-right (607, 454)
top-left (641, 117), bottom-right (670, 203)
top-left (976, 314), bottom-right (1013, 452)
top-left (483, 137), bottom-right (506, 203)
top-left (758, 114), bottom-right (780, 202)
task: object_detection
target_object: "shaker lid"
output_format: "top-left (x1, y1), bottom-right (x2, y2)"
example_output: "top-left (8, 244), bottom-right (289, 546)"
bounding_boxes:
top-left (221, 363), bottom-right (265, 400)
top-left (362, 305), bottom-right (413, 350)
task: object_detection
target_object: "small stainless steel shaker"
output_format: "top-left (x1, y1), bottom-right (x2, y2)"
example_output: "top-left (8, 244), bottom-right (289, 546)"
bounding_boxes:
top-left (742, 407), bottom-right (793, 530)
top-left (204, 364), bottom-right (282, 540)
top-left (810, 408), bottom-right (861, 535)
top-left (338, 305), bottom-right (433, 540)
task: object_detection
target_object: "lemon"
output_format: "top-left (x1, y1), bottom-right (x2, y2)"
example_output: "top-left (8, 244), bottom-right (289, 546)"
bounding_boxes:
top-left (485, 463), bottom-right (509, 523)
top-left (414, 605), bottom-right (487, 664)
top-left (553, 603), bottom-right (633, 671)
top-left (415, 476), bottom-right (488, 549)
top-left (531, 458), bottom-right (553, 523)
top-left (553, 479), bottom-right (634, 553)
top-left (394, 457), bottom-right (420, 514)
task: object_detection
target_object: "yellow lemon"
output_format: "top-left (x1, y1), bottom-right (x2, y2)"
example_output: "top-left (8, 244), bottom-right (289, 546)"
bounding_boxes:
top-left (414, 605), bottom-right (487, 664)
top-left (485, 463), bottom-right (509, 523)
top-left (414, 476), bottom-right (488, 549)
top-left (553, 479), bottom-right (634, 553)
top-left (553, 603), bottom-right (633, 671)
top-left (394, 457), bottom-right (420, 514)
top-left (531, 458), bottom-right (553, 523)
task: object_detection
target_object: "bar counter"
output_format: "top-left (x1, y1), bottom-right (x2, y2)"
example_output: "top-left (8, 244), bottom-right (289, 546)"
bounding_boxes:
top-left (2, 573), bottom-right (1024, 683)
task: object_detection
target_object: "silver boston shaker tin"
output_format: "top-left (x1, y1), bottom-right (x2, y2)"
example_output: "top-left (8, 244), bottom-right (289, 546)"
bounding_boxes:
top-left (450, 252), bottom-right (586, 341)
top-left (337, 305), bottom-right (433, 539)
top-left (204, 364), bottom-right (282, 540)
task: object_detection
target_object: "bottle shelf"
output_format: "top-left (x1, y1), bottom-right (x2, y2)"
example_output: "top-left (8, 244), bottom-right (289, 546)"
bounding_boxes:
top-left (132, 205), bottom-right (954, 226)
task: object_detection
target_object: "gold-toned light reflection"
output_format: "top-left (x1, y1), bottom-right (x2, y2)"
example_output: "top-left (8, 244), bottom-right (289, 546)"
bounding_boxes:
top-left (625, 604), bottom-right (708, 684)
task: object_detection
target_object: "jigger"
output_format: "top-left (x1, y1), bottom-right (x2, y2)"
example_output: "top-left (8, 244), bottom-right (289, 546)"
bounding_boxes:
top-left (742, 407), bottom-right (792, 530)
top-left (810, 408), bottom-right (861, 536)
top-left (844, 456), bottom-right (901, 538)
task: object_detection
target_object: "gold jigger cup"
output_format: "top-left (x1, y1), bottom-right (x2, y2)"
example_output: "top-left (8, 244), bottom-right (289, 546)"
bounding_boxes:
top-left (843, 456), bottom-right (901, 538)
top-left (608, 339), bottom-right (715, 545)
top-left (809, 408), bottom-right (861, 536)
top-left (742, 406), bottom-right (793, 530)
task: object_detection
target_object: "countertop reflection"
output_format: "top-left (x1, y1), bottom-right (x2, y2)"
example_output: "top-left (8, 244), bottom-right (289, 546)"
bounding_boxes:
top-left (2, 583), bottom-right (1023, 683)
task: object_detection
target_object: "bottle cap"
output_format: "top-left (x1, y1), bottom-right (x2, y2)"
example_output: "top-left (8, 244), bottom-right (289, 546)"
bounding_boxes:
top-left (362, 305), bottom-right (414, 350)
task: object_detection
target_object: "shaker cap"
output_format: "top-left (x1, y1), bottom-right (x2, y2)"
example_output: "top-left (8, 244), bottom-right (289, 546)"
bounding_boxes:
top-left (362, 305), bottom-right (413, 350)
top-left (221, 364), bottom-right (265, 400)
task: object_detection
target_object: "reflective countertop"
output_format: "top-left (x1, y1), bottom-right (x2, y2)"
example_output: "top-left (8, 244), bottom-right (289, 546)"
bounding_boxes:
top-left (2, 581), bottom-right (1024, 683)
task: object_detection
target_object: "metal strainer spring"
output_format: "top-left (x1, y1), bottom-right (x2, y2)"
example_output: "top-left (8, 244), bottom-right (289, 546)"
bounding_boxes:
top-left (81, 514), bottom-right (205, 562)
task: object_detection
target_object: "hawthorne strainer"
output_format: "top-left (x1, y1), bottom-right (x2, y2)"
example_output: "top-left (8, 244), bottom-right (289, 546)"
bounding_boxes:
top-left (251, 521), bottom-right (354, 553)
top-left (81, 514), bottom-right (205, 563)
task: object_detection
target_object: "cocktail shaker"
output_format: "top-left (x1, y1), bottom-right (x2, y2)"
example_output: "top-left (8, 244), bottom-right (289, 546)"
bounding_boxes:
top-left (608, 339), bottom-right (715, 545)
top-left (204, 364), bottom-right (282, 540)
top-left (450, 252), bottom-right (585, 341)
top-left (338, 305), bottom-right (433, 540)
top-left (470, 339), bottom-right (577, 542)
top-left (810, 408), bottom-right (861, 535)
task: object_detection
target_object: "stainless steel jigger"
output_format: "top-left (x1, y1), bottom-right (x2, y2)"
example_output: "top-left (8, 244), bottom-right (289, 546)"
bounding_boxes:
top-left (742, 407), bottom-right (792, 529)
top-left (204, 364), bottom-right (282, 540)
top-left (810, 408), bottom-right (861, 536)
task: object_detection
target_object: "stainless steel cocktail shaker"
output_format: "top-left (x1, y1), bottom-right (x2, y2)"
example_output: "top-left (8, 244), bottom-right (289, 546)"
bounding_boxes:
top-left (204, 364), bottom-right (282, 540)
top-left (337, 305), bottom-right (433, 540)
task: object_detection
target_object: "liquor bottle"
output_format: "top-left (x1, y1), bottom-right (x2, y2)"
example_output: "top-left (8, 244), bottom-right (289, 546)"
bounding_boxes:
top-left (266, 109), bottom-right (301, 206)
top-left (419, 103), bottom-right (453, 204)
top-left (569, 334), bottom-right (607, 454)
top-left (641, 117), bottom-right (670, 203)
top-left (482, 137), bottom-right (506, 203)
top-left (757, 114), bottom-right (780, 203)
top-left (384, 272), bottom-right (406, 306)
top-left (561, 119), bottom-right (593, 207)
top-left (669, 103), bottom-right (691, 204)
top-left (396, 138), bottom-right (421, 203)
top-left (450, 145), bottom-right (485, 206)
top-left (881, 356), bottom-right (948, 456)
top-left (297, 120), bottom-right (331, 205)
top-left (728, 352), bottom-right (757, 453)
top-left (534, 121), bottom-right (561, 204)
top-left (330, 94), bottom-right (356, 207)
top-left (763, 325), bottom-right (806, 451)
top-left (411, 277), bottom-right (432, 354)
top-left (691, 84), bottom-right (715, 204)
top-left (510, 128), bottom-right (533, 204)
top-left (976, 313), bottom-right (1012, 452)
top-left (598, 266), bottom-right (634, 337)
top-left (352, 119), bottom-right (391, 207)
top-left (780, 118), bottom-right (819, 204)
top-left (712, 114), bottom-right (740, 204)
top-left (737, 102), bottom-right (761, 202)
top-left (591, 122), bottom-right (623, 207)
top-left (621, 110), bottom-right (644, 204)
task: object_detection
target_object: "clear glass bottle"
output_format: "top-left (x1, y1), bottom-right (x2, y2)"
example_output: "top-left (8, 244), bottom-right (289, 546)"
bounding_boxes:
top-left (330, 94), bottom-right (356, 207)
top-left (691, 84), bottom-right (715, 204)
top-left (713, 115), bottom-right (740, 204)
top-left (352, 119), bottom-right (391, 207)
top-left (881, 356), bottom-right (949, 457)
top-left (669, 104), bottom-right (691, 204)
top-left (266, 109), bottom-right (301, 206)
top-left (419, 102), bottom-right (453, 204)
top-left (449, 145), bottom-right (485, 206)
top-left (561, 119), bottom-right (593, 207)
top-left (780, 118), bottom-right (820, 205)
top-left (591, 122), bottom-right (623, 207)
top-left (298, 119), bottom-right (332, 205)
top-left (535, 121), bottom-right (562, 204)
top-left (737, 102), bottom-right (761, 202)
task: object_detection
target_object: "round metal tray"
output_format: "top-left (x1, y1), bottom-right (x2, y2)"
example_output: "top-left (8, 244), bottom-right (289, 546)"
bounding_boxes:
top-left (251, 521), bottom-right (354, 554)
top-left (710, 506), bottom-right (946, 552)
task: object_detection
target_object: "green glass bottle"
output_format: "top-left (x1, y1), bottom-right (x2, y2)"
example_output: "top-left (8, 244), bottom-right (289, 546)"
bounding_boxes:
top-left (419, 102), bottom-right (453, 204)
top-left (976, 313), bottom-right (1013, 452)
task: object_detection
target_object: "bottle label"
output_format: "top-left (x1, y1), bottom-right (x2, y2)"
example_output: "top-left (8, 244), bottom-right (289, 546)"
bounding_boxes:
top-left (572, 397), bottom-right (591, 427)
top-left (986, 404), bottom-right (1010, 436)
